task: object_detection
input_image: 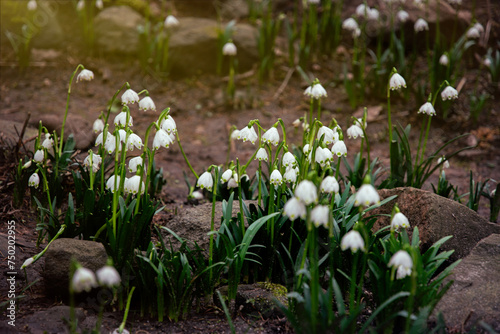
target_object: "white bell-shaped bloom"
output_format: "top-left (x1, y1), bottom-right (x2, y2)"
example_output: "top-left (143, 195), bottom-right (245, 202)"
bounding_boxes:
top-left (153, 129), bottom-right (173, 150)
top-left (106, 175), bottom-right (121, 193)
top-left (388, 250), bottom-right (413, 279)
top-left (262, 127), bottom-right (279, 146)
top-left (95, 0), bottom-right (103, 9)
top-left (126, 133), bottom-right (143, 151)
top-left (238, 125), bottom-right (258, 144)
top-left (396, 265), bottom-right (412, 279)
top-left (139, 96), bottom-right (156, 111)
top-left (310, 83), bottom-right (327, 99)
top-left (283, 197), bottom-right (306, 221)
top-left (418, 102), bottom-right (436, 116)
top-left (121, 89), bottom-right (140, 105)
top-left (72, 267), bottom-right (97, 293)
top-left (347, 125), bottom-right (364, 139)
top-left (356, 4), bottom-right (368, 17)
top-left (76, 0), bottom-right (84, 11)
top-left (332, 140), bottom-right (347, 157)
top-left (34, 149), bottom-right (44, 162)
top-left (295, 180), bottom-right (318, 205)
top-left (341, 230), bottom-right (365, 253)
top-left (270, 169), bottom-right (283, 187)
top-left (161, 115), bottom-right (177, 133)
top-left (303, 144), bottom-right (311, 155)
top-left (27, 0), bottom-right (37, 11)
top-left (320, 176), bottom-right (339, 194)
top-left (41, 133), bottom-right (54, 149)
top-left (437, 157), bottom-right (450, 169)
top-left (77, 69), bottom-right (94, 82)
top-left (93, 119), bottom-right (104, 133)
top-left (84, 154), bottom-right (102, 173)
top-left (255, 148), bottom-right (268, 162)
top-left (21, 257), bottom-right (34, 269)
top-left (124, 175), bottom-right (145, 195)
top-left (441, 86), bottom-right (458, 101)
top-left (282, 151), bottom-right (297, 168)
top-left (311, 205), bottom-right (329, 228)
top-left (128, 156), bottom-right (143, 173)
top-left (474, 22), bottom-right (484, 34)
top-left (342, 18), bottom-right (359, 31)
top-left (22, 160), bottom-right (32, 169)
top-left (114, 112), bottom-right (133, 127)
top-left (95, 131), bottom-right (110, 146)
top-left (221, 169), bottom-right (233, 183)
top-left (389, 73), bottom-right (407, 90)
top-left (197, 171), bottom-right (214, 191)
top-left (230, 129), bottom-right (240, 140)
top-left (28, 173), bottom-right (40, 188)
top-left (368, 8), bottom-right (379, 21)
top-left (354, 184), bottom-right (380, 207)
top-left (317, 126), bottom-right (336, 145)
top-left (484, 57), bottom-right (492, 68)
top-left (283, 166), bottom-right (298, 184)
top-left (391, 212), bottom-right (411, 231)
top-left (397, 10), bottom-right (409, 23)
top-left (96, 265), bottom-right (121, 288)
top-left (315, 147), bottom-right (332, 165)
top-left (118, 129), bottom-right (128, 143)
top-left (414, 18), bottom-right (429, 32)
top-left (222, 42), bottom-right (237, 56)
top-left (439, 54), bottom-right (449, 66)
top-left (164, 15), bottom-right (180, 29)
top-left (466, 27), bottom-right (480, 39)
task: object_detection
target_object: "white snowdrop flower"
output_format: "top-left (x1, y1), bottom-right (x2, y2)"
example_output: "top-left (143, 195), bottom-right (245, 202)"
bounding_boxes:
top-left (191, 191), bottom-right (204, 200)
top-left (164, 15), bottom-right (180, 29)
top-left (391, 212), bottom-right (411, 231)
top-left (21, 257), bottom-right (34, 269)
top-left (317, 126), bottom-right (336, 145)
top-left (41, 133), bottom-right (54, 149)
top-left (389, 73), bottom-right (407, 90)
top-left (96, 265), bottom-right (120, 288)
top-left (437, 157), bottom-right (450, 169)
top-left (126, 133), bottom-right (143, 151)
top-left (28, 173), bottom-right (40, 188)
top-left (106, 175), bottom-right (121, 193)
top-left (368, 8), bottom-right (379, 21)
top-left (320, 176), bottom-right (339, 194)
top-left (124, 175), bottom-right (145, 195)
top-left (354, 184), bottom-right (380, 207)
top-left (441, 86), bottom-right (458, 101)
top-left (341, 230), bottom-right (365, 253)
top-left (230, 129), bottom-right (240, 140)
top-left (414, 18), bottom-right (429, 32)
top-left (332, 140), bottom-right (347, 157)
top-left (22, 160), bottom-right (32, 169)
top-left (303, 144), bottom-right (311, 155)
top-left (466, 27), bottom-right (480, 39)
top-left (238, 125), bottom-right (258, 144)
top-left (95, 0), bottom-right (103, 9)
top-left (292, 119), bottom-right (301, 128)
top-left (388, 250), bottom-right (413, 279)
top-left (311, 83), bottom-right (327, 99)
top-left (111, 328), bottom-right (130, 334)
top-left (128, 156), bottom-right (143, 173)
top-left (84, 154), bottom-right (102, 173)
top-left (283, 166), bottom-right (298, 184)
top-left (77, 69), bottom-right (94, 82)
top-left (270, 169), bottom-right (283, 187)
top-left (117, 129), bottom-right (128, 143)
top-left (262, 127), bottom-right (280, 146)
top-left (197, 171), bottom-right (214, 191)
top-left (153, 129), bottom-right (173, 150)
top-left (139, 96), bottom-right (156, 111)
top-left (283, 197), bottom-right (306, 221)
top-left (303, 86), bottom-right (312, 96)
top-left (484, 57), bottom-right (492, 68)
top-left (315, 147), bottom-right (332, 165)
top-left (121, 89), bottom-right (140, 105)
top-left (34, 149), bottom-right (44, 163)
top-left (72, 267), bottom-right (97, 293)
top-left (295, 180), bottom-right (318, 205)
top-left (356, 4), bottom-right (368, 17)
top-left (114, 112), bottom-right (133, 127)
top-left (352, 28), bottom-right (361, 38)
top-left (76, 0), bottom-right (85, 11)
top-left (311, 205), bottom-right (330, 228)
top-left (474, 22), bottom-right (484, 34)
top-left (161, 115), bottom-right (177, 133)
top-left (397, 10), bottom-right (409, 23)
top-left (255, 147), bottom-right (268, 162)
top-left (222, 42), bottom-right (237, 56)
top-left (93, 119), bottom-right (104, 133)
top-left (418, 102), bottom-right (436, 116)
top-left (221, 169), bottom-right (233, 183)
top-left (27, 0), bottom-right (37, 11)
top-left (227, 175), bottom-right (238, 188)
top-left (342, 18), bottom-right (359, 31)
top-left (347, 125), bottom-right (364, 139)
top-left (439, 54), bottom-right (449, 66)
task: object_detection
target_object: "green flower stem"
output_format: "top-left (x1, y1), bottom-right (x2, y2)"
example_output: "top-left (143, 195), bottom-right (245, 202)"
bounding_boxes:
top-left (405, 259), bottom-right (417, 332)
top-left (118, 286), bottom-right (136, 333)
top-left (38, 167), bottom-right (52, 214)
top-left (176, 132), bottom-right (198, 179)
top-left (104, 83), bottom-right (128, 125)
top-left (308, 97), bottom-right (314, 127)
top-left (308, 220), bottom-right (319, 334)
top-left (387, 83), bottom-right (393, 144)
top-left (258, 161), bottom-right (262, 208)
top-left (278, 118), bottom-right (288, 147)
top-left (349, 251), bottom-right (359, 315)
top-left (228, 56), bottom-right (235, 102)
top-left (59, 64), bottom-right (84, 157)
top-left (335, 157), bottom-right (341, 181)
top-left (26, 224), bottom-right (66, 268)
top-left (317, 98), bottom-right (322, 121)
top-left (209, 168), bottom-right (218, 291)
top-left (236, 159), bottom-right (246, 236)
top-left (419, 115), bottom-right (432, 166)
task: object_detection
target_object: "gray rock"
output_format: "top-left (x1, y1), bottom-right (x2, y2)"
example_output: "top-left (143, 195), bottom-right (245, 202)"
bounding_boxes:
top-left (434, 234), bottom-right (500, 332)
top-left (43, 238), bottom-right (108, 295)
top-left (37, 114), bottom-right (94, 150)
top-left (169, 18), bottom-right (258, 76)
top-left (0, 119), bottom-right (39, 153)
top-left (220, 0), bottom-right (249, 20)
top-left (23, 305), bottom-right (86, 334)
top-left (372, 187), bottom-right (500, 263)
top-left (94, 6), bottom-right (144, 54)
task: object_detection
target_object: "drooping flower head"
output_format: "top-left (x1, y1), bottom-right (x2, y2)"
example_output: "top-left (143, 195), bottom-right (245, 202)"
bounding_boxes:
top-left (441, 86), bottom-right (458, 101)
top-left (124, 175), bottom-right (145, 195)
top-left (27, 0), bottom-right (37, 11)
top-left (347, 125), bottom-right (364, 139)
top-left (139, 96), bottom-right (156, 111)
top-left (106, 175), bottom-right (121, 193)
top-left (282, 151), bottom-right (297, 168)
top-left (222, 41), bottom-right (237, 56)
top-left (164, 15), bottom-right (180, 29)
top-left (221, 169), bottom-right (233, 183)
top-left (354, 183), bottom-right (380, 207)
top-left (439, 54), bottom-right (449, 66)
top-left (41, 133), bottom-right (54, 149)
top-left (311, 205), bottom-right (330, 228)
top-left (342, 18), bottom-right (359, 32)
top-left (331, 140), bottom-right (347, 157)
top-left (96, 265), bottom-right (121, 288)
top-left (114, 112), bottom-right (133, 127)
top-left (389, 72), bottom-right (407, 90)
top-left (388, 250), bottom-right (413, 279)
top-left (93, 119), bottom-right (104, 133)
top-left (418, 102), bottom-right (436, 116)
top-left (255, 148), bottom-right (268, 161)
top-left (270, 169), bottom-right (283, 187)
top-left (283, 166), bottom-right (298, 184)
top-left (197, 171), bottom-right (214, 191)
top-left (161, 115), bottom-right (177, 133)
top-left (238, 125), bottom-right (258, 144)
top-left (295, 180), bottom-right (318, 205)
top-left (397, 10), bottom-right (409, 23)
top-left (77, 69), bottom-right (94, 82)
top-left (391, 212), bottom-right (410, 231)
top-left (304, 79), bottom-right (327, 99)
top-left (95, 0), bottom-right (103, 9)
top-left (121, 88), bottom-right (140, 105)
top-left (341, 230), bottom-right (365, 253)
top-left (262, 127), bottom-right (280, 146)
top-left (153, 129), bottom-right (173, 150)
top-left (320, 176), bottom-right (339, 194)
top-left (72, 266), bottom-right (97, 293)
top-left (34, 149), bottom-right (44, 163)
top-left (128, 156), bottom-right (143, 173)
top-left (28, 173), bottom-right (40, 188)
top-left (283, 197), bottom-right (306, 221)
top-left (84, 153), bottom-right (102, 173)
top-left (414, 18), bottom-right (429, 32)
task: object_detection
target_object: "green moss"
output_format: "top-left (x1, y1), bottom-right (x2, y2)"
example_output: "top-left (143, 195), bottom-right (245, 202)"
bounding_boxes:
top-left (257, 281), bottom-right (288, 299)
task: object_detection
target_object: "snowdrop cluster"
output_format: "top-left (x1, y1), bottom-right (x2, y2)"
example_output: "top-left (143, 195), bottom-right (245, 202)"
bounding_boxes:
top-left (72, 263), bottom-right (121, 293)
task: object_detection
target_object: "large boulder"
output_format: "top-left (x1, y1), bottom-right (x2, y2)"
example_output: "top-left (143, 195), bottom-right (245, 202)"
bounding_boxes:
top-left (43, 238), bottom-right (108, 296)
top-left (94, 6), bottom-right (144, 54)
top-left (434, 234), bottom-right (500, 332)
top-left (36, 114), bottom-right (94, 150)
top-left (372, 188), bottom-right (500, 263)
top-left (169, 17), bottom-right (258, 76)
